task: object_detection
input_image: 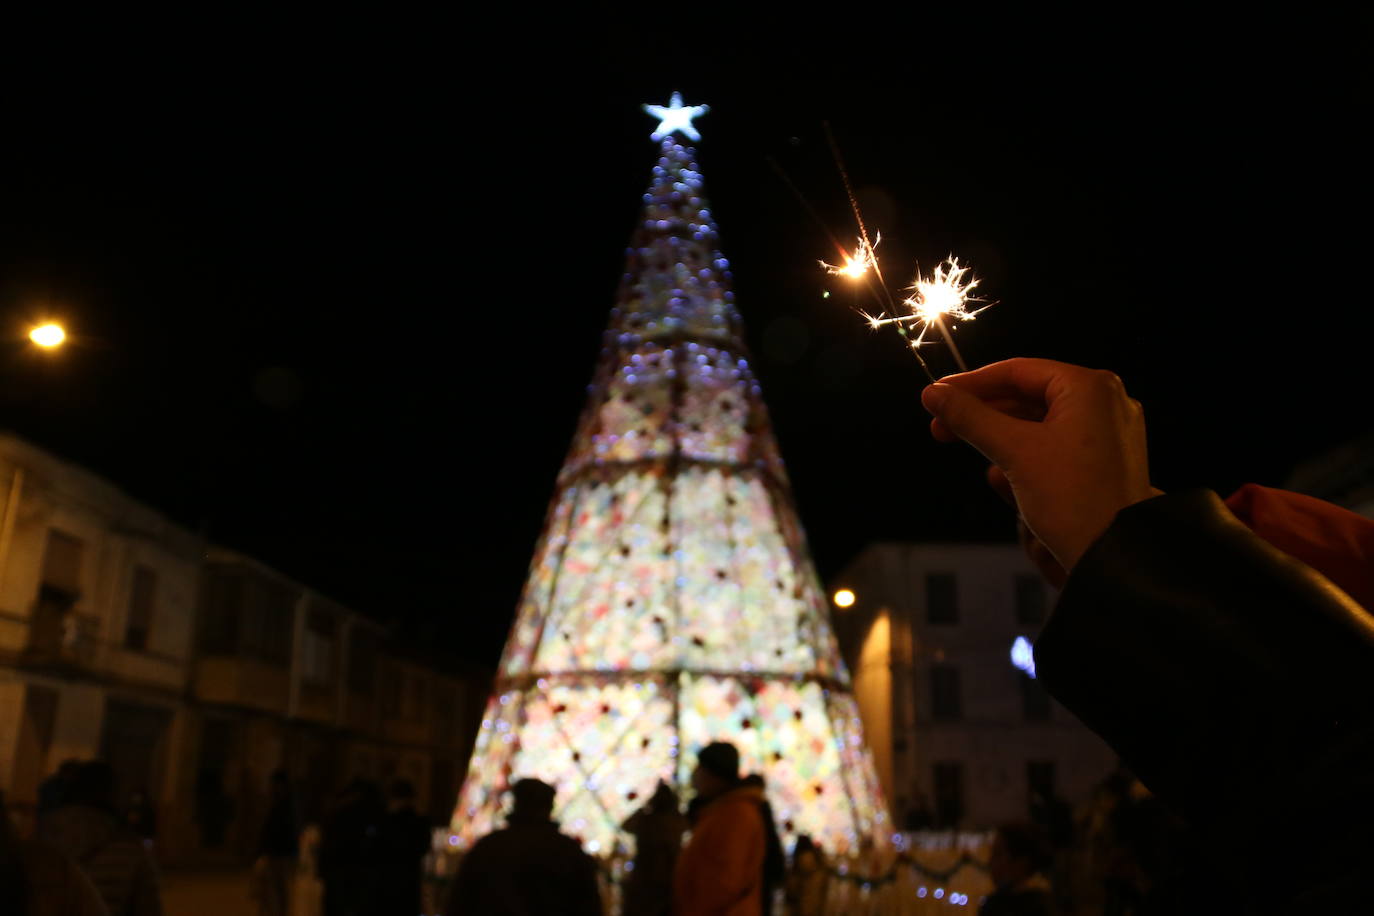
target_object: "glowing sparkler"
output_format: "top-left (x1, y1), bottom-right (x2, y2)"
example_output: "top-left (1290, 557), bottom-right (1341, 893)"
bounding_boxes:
top-left (820, 233), bottom-right (880, 279)
top-left (810, 121), bottom-right (992, 378)
top-left (860, 257), bottom-right (988, 372)
top-left (908, 257), bottom-right (984, 327)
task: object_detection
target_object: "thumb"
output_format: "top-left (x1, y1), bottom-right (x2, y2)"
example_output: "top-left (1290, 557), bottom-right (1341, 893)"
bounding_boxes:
top-left (921, 383), bottom-right (1024, 467)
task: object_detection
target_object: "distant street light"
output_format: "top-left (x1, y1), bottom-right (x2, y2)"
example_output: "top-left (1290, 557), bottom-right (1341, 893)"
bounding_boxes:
top-left (29, 323), bottom-right (66, 349)
top-left (833, 588), bottom-right (856, 609)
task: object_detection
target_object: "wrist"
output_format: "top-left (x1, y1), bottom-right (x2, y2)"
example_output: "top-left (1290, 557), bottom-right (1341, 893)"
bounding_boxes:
top-left (1055, 488), bottom-right (1163, 571)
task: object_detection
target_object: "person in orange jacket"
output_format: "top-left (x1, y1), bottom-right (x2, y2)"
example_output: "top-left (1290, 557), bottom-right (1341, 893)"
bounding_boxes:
top-left (673, 742), bottom-right (764, 916)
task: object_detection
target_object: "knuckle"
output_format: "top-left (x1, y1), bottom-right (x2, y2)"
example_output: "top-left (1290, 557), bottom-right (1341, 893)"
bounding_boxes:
top-left (1089, 369), bottom-right (1127, 398)
top-left (1097, 369), bottom-right (1124, 389)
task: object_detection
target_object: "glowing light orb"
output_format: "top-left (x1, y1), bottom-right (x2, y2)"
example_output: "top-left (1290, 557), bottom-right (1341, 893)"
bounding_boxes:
top-left (643, 91), bottom-right (709, 141)
top-left (833, 588), bottom-right (856, 608)
top-left (1011, 635), bottom-right (1037, 678)
top-left (29, 323), bottom-right (65, 348)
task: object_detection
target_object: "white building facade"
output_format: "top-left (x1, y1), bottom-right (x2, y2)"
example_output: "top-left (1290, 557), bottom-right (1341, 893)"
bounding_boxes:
top-left (0, 432), bottom-right (485, 861)
top-left (0, 433), bottom-right (203, 832)
top-left (831, 542), bottom-right (1117, 830)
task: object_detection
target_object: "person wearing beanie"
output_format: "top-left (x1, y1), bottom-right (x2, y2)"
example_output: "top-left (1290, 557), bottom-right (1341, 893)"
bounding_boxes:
top-left (673, 742), bottom-right (765, 915)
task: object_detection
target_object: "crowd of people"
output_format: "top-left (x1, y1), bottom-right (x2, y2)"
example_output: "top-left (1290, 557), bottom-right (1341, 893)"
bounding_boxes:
top-left (312, 777), bottom-right (435, 916)
top-left (0, 764), bottom-right (435, 916)
top-left (1, 746), bottom-right (1131, 916)
top-left (449, 740), bottom-right (796, 916)
top-left (440, 752), bottom-right (1180, 916)
top-left (2, 760), bottom-right (161, 915)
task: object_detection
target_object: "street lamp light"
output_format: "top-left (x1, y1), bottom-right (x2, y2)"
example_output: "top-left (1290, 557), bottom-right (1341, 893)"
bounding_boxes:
top-left (833, 588), bottom-right (856, 609)
top-left (29, 323), bottom-right (66, 349)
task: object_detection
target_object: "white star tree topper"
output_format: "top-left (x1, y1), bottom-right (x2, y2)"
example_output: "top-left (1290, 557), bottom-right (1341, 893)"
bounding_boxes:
top-left (643, 92), bottom-right (709, 141)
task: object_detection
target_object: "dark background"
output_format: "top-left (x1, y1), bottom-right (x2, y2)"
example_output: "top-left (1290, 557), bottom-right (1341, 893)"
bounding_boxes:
top-left (0, 18), bottom-right (1367, 666)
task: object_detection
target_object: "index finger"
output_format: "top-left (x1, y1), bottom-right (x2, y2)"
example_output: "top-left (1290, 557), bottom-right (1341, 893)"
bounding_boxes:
top-left (938, 357), bottom-right (1103, 406)
top-left (931, 396), bottom-right (1046, 443)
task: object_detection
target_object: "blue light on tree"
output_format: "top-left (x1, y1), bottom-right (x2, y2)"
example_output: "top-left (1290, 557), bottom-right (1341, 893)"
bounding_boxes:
top-left (1011, 636), bottom-right (1037, 678)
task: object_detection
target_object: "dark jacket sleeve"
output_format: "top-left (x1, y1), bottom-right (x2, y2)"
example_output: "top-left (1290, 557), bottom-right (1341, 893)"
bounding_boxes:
top-left (1035, 490), bottom-right (1374, 902)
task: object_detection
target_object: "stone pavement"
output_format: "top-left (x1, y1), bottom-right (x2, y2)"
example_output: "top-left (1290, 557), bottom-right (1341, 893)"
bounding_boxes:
top-left (161, 867), bottom-right (256, 916)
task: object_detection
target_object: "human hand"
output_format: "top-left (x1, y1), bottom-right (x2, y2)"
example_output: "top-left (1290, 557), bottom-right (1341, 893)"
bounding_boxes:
top-left (921, 358), bottom-right (1157, 572)
top-left (987, 464), bottom-right (1068, 589)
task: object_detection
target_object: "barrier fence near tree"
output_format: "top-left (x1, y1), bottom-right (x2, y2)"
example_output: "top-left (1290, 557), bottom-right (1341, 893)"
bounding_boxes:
top-left (426, 829), bottom-right (995, 915)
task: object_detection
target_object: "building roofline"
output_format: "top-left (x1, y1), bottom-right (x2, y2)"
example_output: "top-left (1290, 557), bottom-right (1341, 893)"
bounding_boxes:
top-left (201, 544), bottom-right (388, 633)
top-left (0, 429), bottom-right (204, 554)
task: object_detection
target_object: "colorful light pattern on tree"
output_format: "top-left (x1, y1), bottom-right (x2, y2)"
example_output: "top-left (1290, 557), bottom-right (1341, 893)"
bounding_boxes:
top-left (452, 99), bottom-right (889, 861)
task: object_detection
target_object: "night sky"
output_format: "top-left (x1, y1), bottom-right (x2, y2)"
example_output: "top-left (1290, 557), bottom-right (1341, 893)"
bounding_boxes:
top-left (1, 23), bottom-right (1366, 668)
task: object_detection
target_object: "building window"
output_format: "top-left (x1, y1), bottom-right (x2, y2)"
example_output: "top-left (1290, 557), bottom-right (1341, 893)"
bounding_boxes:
top-left (382, 667), bottom-right (403, 718)
top-left (382, 668), bottom-right (435, 722)
top-left (925, 573), bottom-right (958, 624)
top-left (433, 686), bottom-right (457, 742)
top-left (302, 608), bottom-right (336, 685)
top-left (347, 630), bottom-right (379, 695)
top-left (933, 761), bottom-right (965, 828)
top-left (30, 529), bottom-right (84, 654)
top-left (1027, 760), bottom-right (1056, 800)
top-left (930, 665), bottom-right (962, 721)
top-left (243, 580), bottom-right (295, 666)
top-left (402, 674), bottom-right (428, 722)
top-left (198, 569), bottom-right (242, 654)
top-left (197, 568), bottom-right (293, 665)
top-left (1015, 574), bottom-right (1046, 625)
top-left (125, 566), bottom-right (156, 651)
top-left (1021, 673), bottom-right (1051, 721)
top-left (42, 529), bottom-right (84, 594)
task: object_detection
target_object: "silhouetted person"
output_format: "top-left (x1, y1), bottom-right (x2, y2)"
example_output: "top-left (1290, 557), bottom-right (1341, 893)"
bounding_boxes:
top-left (193, 769), bottom-right (234, 849)
top-left (2, 787), bottom-right (111, 916)
top-left (254, 769), bottom-right (299, 916)
top-left (124, 791), bottom-right (156, 844)
top-left (1089, 770), bottom-right (1196, 916)
top-left (981, 823), bottom-right (1056, 916)
top-left (621, 781), bottom-right (686, 916)
top-left (674, 742), bottom-right (765, 916)
top-left (37, 759), bottom-right (82, 816)
top-left (739, 774), bottom-right (784, 916)
top-left (447, 778), bottom-right (601, 916)
top-left (784, 836), bottom-right (827, 916)
top-left (1027, 787), bottom-right (1073, 911)
top-left (376, 779), bottom-right (431, 916)
top-left (38, 762), bottom-right (162, 916)
top-left (685, 794), bottom-right (705, 828)
top-left (319, 779), bottom-right (384, 916)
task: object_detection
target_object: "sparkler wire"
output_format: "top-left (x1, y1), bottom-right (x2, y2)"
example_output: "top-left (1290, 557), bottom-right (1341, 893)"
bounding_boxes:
top-left (823, 121), bottom-right (902, 318)
top-left (824, 122), bottom-right (938, 382)
top-left (931, 315), bottom-right (967, 373)
top-left (769, 153), bottom-right (933, 382)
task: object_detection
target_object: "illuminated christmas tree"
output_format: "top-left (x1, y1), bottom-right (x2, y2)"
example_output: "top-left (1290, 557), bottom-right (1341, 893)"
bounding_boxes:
top-left (452, 95), bottom-right (890, 860)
